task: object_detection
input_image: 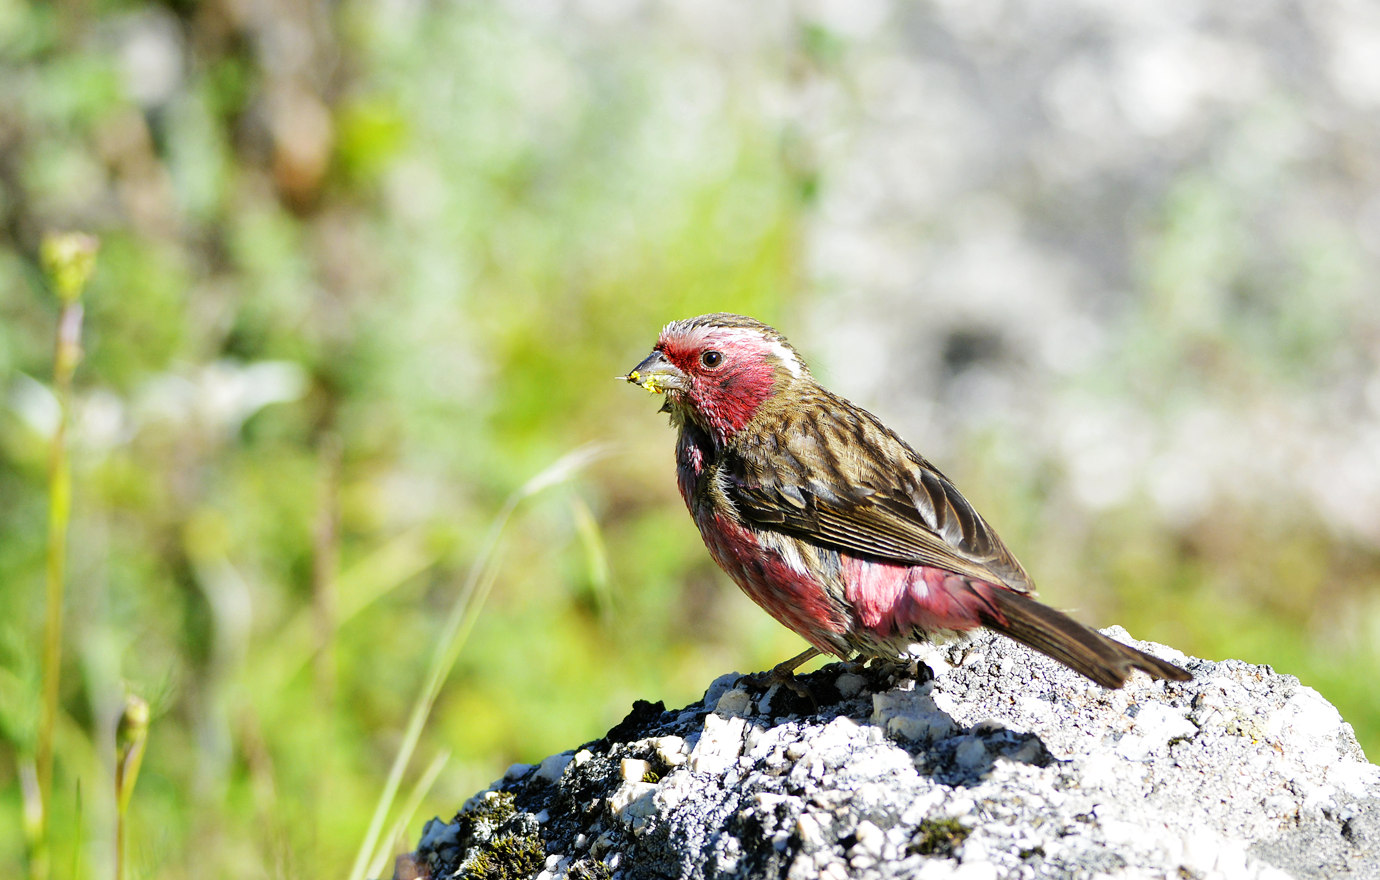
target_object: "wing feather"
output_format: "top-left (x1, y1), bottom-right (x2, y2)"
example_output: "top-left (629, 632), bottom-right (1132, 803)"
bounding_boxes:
top-left (727, 390), bottom-right (1034, 593)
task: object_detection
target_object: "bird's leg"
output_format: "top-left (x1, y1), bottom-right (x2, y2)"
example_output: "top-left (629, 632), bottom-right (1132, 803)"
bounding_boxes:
top-left (737, 648), bottom-right (821, 701)
top-left (771, 647), bottom-right (822, 679)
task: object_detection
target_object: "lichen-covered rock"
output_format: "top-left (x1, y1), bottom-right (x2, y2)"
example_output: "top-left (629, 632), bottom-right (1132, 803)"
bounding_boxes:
top-left (402, 629), bottom-right (1379, 880)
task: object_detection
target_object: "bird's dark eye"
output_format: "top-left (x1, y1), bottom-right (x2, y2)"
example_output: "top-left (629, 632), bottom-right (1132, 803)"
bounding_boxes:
top-left (700, 350), bottom-right (723, 369)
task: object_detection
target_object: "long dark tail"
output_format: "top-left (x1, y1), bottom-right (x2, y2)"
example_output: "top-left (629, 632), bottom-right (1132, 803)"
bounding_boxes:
top-left (979, 589), bottom-right (1191, 688)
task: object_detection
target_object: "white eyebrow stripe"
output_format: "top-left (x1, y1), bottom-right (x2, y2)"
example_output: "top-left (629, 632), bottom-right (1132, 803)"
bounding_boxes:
top-left (764, 337), bottom-right (803, 377)
top-left (711, 328), bottom-right (805, 378)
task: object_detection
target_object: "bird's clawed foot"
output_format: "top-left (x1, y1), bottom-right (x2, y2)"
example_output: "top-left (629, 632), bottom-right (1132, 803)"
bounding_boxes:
top-left (869, 653), bottom-right (929, 682)
top-left (833, 653), bottom-right (929, 689)
top-left (736, 648), bottom-right (821, 708)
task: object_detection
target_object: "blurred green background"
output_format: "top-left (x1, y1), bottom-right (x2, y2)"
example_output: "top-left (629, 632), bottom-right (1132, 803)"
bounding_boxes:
top-left (2, 1), bottom-right (1378, 877)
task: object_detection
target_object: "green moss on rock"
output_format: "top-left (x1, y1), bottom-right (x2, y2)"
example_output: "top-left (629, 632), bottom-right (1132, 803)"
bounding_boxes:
top-left (455, 791), bottom-right (546, 880)
top-left (909, 817), bottom-right (969, 858)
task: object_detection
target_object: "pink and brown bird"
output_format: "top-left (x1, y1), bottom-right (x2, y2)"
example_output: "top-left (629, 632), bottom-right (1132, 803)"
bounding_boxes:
top-left (624, 313), bottom-right (1190, 689)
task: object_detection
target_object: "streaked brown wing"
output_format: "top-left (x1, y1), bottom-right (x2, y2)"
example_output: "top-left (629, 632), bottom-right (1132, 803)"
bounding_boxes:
top-left (727, 391), bottom-right (1034, 593)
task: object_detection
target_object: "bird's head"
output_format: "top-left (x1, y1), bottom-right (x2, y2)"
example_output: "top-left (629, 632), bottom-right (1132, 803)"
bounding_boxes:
top-left (623, 313), bottom-right (810, 445)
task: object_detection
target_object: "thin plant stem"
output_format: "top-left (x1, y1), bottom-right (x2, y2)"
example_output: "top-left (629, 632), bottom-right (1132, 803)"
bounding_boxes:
top-left (32, 232), bottom-right (98, 880)
top-left (312, 432), bottom-right (343, 699)
top-left (115, 694), bottom-right (149, 880)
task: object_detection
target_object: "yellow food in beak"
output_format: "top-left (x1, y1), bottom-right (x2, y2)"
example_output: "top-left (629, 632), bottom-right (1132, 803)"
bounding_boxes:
top-left (627, 370), bottom-right (668, 394)
top-left (622, 351), bottom-right (687, 395)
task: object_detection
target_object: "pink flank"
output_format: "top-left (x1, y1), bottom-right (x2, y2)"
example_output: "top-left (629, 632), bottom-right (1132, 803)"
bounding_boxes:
top-left (840, 555), bottom-right (1007, 639)
top-left (695, 511), bottom-right (852, 656)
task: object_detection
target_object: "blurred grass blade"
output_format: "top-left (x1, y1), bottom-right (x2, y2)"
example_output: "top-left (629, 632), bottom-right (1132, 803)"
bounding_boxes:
top-left (246, 529), bottom-right (438, 696)
top-left (347, 527), bottom-right (514, 880)
top-left (70, 782), bottom-right (83, 880)
top-left (365, 750), bottom-right (450, 880)
top-left (347, 444), bottom-right (608, 880)
top-left (569, 495), bottom-right (614, 620)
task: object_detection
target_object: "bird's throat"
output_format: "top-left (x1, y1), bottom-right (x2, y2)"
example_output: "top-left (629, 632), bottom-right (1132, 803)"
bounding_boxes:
top-left (691, 373), bottom-right (774, 446)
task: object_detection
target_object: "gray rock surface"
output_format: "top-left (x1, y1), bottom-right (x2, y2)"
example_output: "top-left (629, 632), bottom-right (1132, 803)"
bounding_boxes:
top-left (403, 630), bottom-right (1379, 879)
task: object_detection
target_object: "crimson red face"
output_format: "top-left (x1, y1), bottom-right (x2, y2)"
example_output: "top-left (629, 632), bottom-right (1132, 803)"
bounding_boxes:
top-left (624, 314), bottom-right (807, 445)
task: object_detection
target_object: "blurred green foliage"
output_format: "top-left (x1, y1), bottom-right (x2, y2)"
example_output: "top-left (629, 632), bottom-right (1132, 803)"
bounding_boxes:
top-left (1, 1), bottom-right (1377, 879)
top-left (1, 2), bottom-right (813, 876)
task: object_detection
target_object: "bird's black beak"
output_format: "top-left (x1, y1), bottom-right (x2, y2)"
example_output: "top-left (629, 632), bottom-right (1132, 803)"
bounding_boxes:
top-left (621, 350), bottom-right (689, 394)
